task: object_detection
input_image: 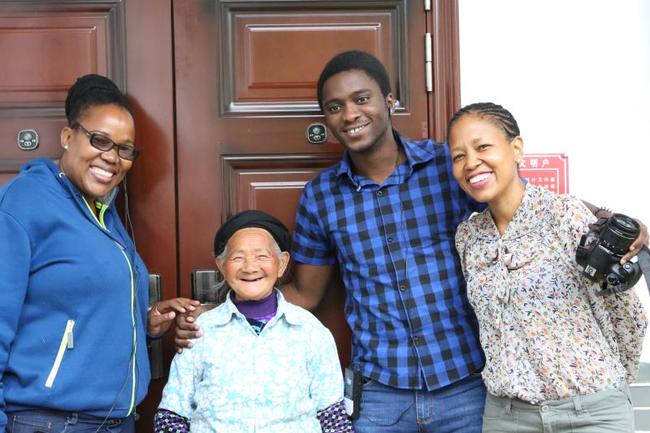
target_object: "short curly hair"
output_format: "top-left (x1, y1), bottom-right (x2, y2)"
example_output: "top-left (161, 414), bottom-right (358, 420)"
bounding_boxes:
top-left (316, 50), bottom-right (391, 111)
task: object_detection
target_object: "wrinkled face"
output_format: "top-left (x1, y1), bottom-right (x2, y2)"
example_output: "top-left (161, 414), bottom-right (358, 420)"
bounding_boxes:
top-left (59, 104), bottom-right (135, 204)
top-left (448, 114), bottom-right (523, 205)
top-left (321, 69), bottom-right (395, 154)
top-left (216, 228), bottom-right (290, 302)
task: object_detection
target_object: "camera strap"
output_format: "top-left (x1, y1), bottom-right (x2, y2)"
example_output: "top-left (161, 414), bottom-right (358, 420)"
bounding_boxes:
top-left (636, 246), bottom-right (650, 293)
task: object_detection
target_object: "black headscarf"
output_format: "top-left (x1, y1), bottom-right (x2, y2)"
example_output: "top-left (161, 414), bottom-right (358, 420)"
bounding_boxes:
top-left (213, 210), bottom-right (291, 256)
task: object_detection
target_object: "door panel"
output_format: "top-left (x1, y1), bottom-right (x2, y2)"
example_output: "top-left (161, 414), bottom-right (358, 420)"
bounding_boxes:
top-left (226, 8), bottom-right (400, 113)
top-left (222, 155), bottom-right (341, 228)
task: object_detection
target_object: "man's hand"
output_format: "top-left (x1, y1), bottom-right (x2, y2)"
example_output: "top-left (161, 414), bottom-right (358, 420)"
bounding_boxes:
top-left (622, 218), bottom-right (649, 264)
top-left (148, 298), bottom-right (200, 338)
top-left (174, 303), bottom-right (215, 353)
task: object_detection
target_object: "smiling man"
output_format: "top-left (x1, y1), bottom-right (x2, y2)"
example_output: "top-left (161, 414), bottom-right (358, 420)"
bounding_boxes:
top-left (280, 51), bottom-right (488, 433)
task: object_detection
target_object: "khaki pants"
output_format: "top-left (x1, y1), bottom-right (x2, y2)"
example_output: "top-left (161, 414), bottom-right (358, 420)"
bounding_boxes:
top-left (483, 386), bottom-right (635, 433)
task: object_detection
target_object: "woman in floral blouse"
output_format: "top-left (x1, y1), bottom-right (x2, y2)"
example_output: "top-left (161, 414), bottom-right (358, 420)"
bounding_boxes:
top-left (447, 102), bottom-right (648, 433)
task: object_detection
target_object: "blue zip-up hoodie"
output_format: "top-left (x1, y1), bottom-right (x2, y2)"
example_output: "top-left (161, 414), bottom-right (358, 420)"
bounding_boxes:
top-left (0, 158), bottom-right (150, 428)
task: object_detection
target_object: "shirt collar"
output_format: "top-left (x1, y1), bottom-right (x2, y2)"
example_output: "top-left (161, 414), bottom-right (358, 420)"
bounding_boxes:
top-left (210, 288), bottom-right (302, 327)
top-left (335, 129), bottom-right (436, 185)
top-left (468, 183), bottom-right (546, 241)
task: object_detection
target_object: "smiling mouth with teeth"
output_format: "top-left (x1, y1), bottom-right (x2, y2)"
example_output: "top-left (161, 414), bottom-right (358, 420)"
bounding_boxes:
top-left (346, 124), bottom-right (367, 135)
top-left (92, 166), bottom-right (115, 178)
top-left (469, 173), bottom-right (491, 184)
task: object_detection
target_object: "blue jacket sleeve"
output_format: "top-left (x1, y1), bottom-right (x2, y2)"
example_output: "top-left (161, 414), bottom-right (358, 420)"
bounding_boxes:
top-left (0, 210), bottom-right (31, 429)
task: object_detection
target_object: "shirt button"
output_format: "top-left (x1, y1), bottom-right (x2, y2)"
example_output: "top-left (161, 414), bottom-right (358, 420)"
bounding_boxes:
top-left (377, 190), bottom-right (383, 197)
top-left (387, 236), bottom-right (393, 243)
top-left (412, 335), bottom-right (422, 345)
top-left (399, 283), bottom-right (407, 291)
top-left (541, 405), bottom-right (549, 413)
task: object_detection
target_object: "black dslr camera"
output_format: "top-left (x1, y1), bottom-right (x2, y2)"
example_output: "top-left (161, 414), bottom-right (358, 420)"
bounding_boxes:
top-left (576, 213), bottom-right (642, 295)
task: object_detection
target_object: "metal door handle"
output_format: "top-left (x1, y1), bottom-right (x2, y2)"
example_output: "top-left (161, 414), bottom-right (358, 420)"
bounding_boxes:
top-left (191, 269), bottom-right (227, 304)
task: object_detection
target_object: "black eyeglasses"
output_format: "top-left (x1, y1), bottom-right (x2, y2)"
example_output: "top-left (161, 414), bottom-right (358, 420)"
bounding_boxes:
top-left (72, 123), bottom-right (140, 161)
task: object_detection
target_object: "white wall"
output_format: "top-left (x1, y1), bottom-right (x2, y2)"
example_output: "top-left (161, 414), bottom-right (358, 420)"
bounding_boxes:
top-left (459, 0), bottom-right (650, 376)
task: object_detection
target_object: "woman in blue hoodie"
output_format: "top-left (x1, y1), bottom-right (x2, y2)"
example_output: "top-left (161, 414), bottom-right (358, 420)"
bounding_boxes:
top-left (0, 75), bottom-right (197, 433)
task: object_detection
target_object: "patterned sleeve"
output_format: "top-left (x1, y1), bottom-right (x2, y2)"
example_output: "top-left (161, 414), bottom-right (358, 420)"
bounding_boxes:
top-left (554, 194), bottom-right (648, 381)
top-left (317, 400), bottom-right (355, 433)
top-left (603, 290), bottom-right (648, 381)
top-left (291, 183), bottom-right (337, 265)
top-left (153, 409), bottom-right (190, 433)
top-left (553, 193), bottom-right (594, 255)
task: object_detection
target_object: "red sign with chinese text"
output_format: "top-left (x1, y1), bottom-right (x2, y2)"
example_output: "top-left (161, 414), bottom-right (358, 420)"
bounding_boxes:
top-left (520, 154), bottom-right (569, 194)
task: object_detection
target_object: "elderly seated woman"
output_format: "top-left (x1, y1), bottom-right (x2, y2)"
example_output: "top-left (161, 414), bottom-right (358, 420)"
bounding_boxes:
top-left (154, 210), bottom-right (355, 433)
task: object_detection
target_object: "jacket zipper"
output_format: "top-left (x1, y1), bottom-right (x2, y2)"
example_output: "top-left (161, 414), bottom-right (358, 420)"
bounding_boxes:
top-left (83, 197), bottom-right (138, 414)
top-left (45, 319), bottom-right (75, 388)
top-left (117, 244), bottom-right (137, 416)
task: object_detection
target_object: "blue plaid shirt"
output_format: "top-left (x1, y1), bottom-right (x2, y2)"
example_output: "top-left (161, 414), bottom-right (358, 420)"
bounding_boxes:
top-left (292, 131), bottom-right (485, 390)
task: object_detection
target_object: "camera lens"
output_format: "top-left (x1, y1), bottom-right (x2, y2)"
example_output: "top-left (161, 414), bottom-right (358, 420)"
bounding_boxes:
top-left (610, 214), bottom-right (638, 233)
top-left (601, 214), bottom-right (640, 255)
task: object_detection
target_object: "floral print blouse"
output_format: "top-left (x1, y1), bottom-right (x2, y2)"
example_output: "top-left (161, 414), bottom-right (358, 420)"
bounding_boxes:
top-left (455, 184), bottom-right (648, 404)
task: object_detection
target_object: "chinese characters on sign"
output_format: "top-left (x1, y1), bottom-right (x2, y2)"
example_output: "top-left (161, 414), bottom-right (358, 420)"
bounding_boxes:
top-left (520, 154), bottom-right (569, 194)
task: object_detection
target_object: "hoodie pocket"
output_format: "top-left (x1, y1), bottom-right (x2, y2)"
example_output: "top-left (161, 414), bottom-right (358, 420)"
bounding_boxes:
top-left (44, 319), bottom-right (75, 388)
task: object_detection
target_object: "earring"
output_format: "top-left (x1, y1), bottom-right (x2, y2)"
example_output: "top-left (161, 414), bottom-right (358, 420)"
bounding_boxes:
top-left (64, 145), bottom-right (69, 150)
